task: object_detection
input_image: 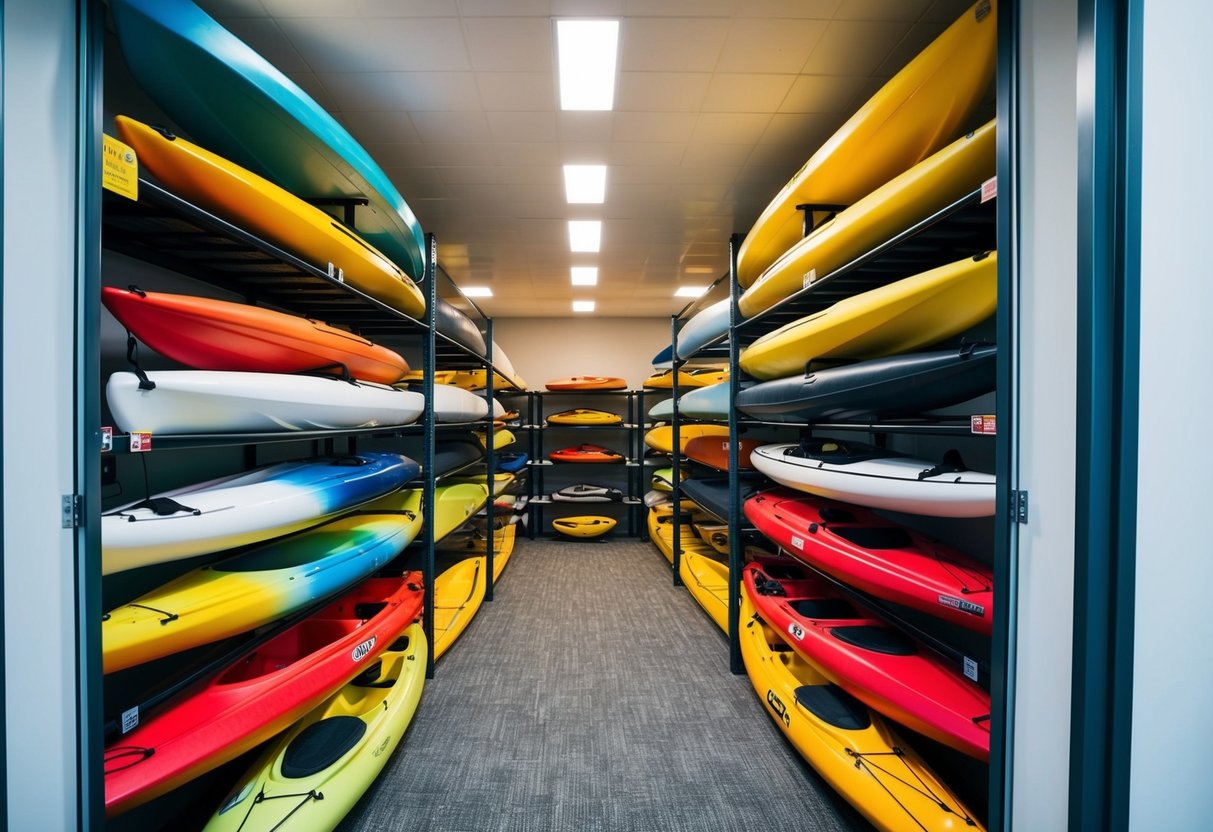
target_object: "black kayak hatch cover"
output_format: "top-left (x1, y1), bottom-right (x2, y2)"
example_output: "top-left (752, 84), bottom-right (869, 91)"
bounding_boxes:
top-left (830, 625), bottom-right (917, 656)
top-left (793, 684), bottom-right (871, 730)
top-left (281, 715), bottom-right (367, 779)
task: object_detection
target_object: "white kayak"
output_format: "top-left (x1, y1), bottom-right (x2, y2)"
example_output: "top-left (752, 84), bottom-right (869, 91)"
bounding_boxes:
top-left (107, 371), bottom-right (424, 435)
top-left (676, 299), bottom-right (732, 360)
top-left (101, 452), bottom-right (417, 574)
top-left (750, 440), bottom-right (995, 518)
top-left (429, 383), bottom-right (489, 422)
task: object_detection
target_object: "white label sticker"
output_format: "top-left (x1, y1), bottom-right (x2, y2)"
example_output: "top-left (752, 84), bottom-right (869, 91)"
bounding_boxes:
top-left (963, 656), bottom-right (979, 682)
top-left (351, 635), bottom-right (377, 662)
top-left (981, 176), bottom-right (997, 203)
top-left (790, 535), bottom-right (805, 551)
top-left (802, 268), bottom-right (817, 289)
top-left (101, 426), bottom-right (113, 453)
top-left (121, 706), bottom-right (139, 734)
top-left (787, 622), bottom-right (805, 642)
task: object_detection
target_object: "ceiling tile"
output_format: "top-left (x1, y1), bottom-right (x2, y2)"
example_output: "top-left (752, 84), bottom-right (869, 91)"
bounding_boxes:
top-left (275, 18), bottom-right (373, 73)
top-left (359, 0), bottom-right (459, 14)
top-left (616, 72), bottom-right (711, 112)
top-left (557, 139), bottom-right (613, 164)
top-left (700, 74), bottom-right (796, 113)
top-left (612, 111), bottom-right (698, 143)
top-left (476, 73), bottom-right (556, 111)
top-left (716, 19), bottom-right (829, 74)
top-left (376, 141), bottom-right (498, 167)
top-left (486, 111), bottom-right (559, 143)
top-left (198, 0), bottom-right (268, 17)
top-left (691, 112), bottom-right (773, 144)
top-left (624, 0), bottom-right (735, 15)
top-left (463, 18), bottom-right (552, 72)
top-left (833, 0), bottom-right (934, 21)
top-left (551, 0), bottom-right (625, 13)
top-left (410, 110), bottom-right (493, 142)
top-left (801, 19), bottom-right (911, 74)
top-left (922, 0), bottom-right (979, 24)
top-left (284, 72), bottom-right (341, 112)
top-left (680, 142), bottom-right (754, 167)
top-left (778, 74), bottom-right (870, 114)
top-left (359, 18), bottom-right (472, 72)
top-left (219, 19), bottom-right (309, 74)
top-left (557, 112), bottom-right (615, 143)
top-left (494, 142), bottom-right (566, 166)
top-left (259, 0), bottom-right (339, 16)
top-left (321, 72), bottom-right (483, 111)
top-left (757, 111), bottom-right (841, 154)
top-left (621, 19), bottom-right (730, 72)
top-left (872, 21), bottom-right (950, 77)
top-left (458, 0), bottom-right (552, 14)
top-left (609, 142), bottom-right (686, 168)
top-left (439, 165), bottom-right (562, 186)
top-left (337, 110), bottom-right (421, 144)
top-left (740, 0), bottom-right (842, 17)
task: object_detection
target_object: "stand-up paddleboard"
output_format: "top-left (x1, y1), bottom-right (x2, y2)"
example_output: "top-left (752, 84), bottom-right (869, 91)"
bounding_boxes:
top-left (751, 440), bottom-right (995, 518)
top-left (739, 121), bottom-right (996, 318)
top-left (434, 298), bottom-right (488, 358)
top-left (102, 286), bottom-right (409, 383)
top-left (740, 252), bottom-right (997, 381)
top-left (738, 344), bottom-right (996, 423)
top-left (103, 489), bottom-right (423, 674)
top-left (108, 0), bottom-right (426, 281)
top-left (433, 557), bottom-right (485, 660)
top-left (745, 488), bottom-right (993, 634)
top-left (104, 576), bottom-right (423, 817)
top-left (548, 444), bottom-right (624, 463)
top-left (204, 623), bottom-right (426, 832)
top-left (112, 117), bottom-right (425, 318)
top-left (428, 484), bottom-right (490, 543)
top-left (102, 453), bottom-right (417, 575)
top-left (736, 1), bottom-right (997, 288)
top-left (739, 589), bottom-right (986, 832)
top-left (547, 408), bottom-right (623, 426)
top-left (680, 475), bottom-right (766, 523)
top-left (545, 376), bottom-right (627, 391)
top-left (551, 484), bottom-right (623, 503)
top-left (746, 558), bottom-right (990, 760)
top-left (676, 300), bottom-right (732, 359)
top-left (643, 424), bottom-right (729, 454)
top-left (680, 551), bottom-right (729, 633)
top-left (107, 371), bottom-right (424, 435)
top-left (552, 516), bottom-right (617, 538)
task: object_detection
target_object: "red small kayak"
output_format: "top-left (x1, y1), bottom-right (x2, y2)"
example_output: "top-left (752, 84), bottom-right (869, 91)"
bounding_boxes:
top-left (548, 444), bottom-right (624, 463)
top-left (103, 286), bottom-right (409, 384)
top-left (684, 435), bottom-right (761, 471)
top-left (745, 488), bottom-right (993, 634)
top-left (103, 575), bottom-right (423, 816)
top-left (545, 376), bottom-right (627, 391)
top-left (744, 558), bottom-right (990, 760)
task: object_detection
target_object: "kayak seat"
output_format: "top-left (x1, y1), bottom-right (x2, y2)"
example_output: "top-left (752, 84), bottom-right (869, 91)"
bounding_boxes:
top-left (830, 526), bottom-right (914, 550)
top-left (794, 684), bottom-right (871, 730)
top-left (790, 598), bottom-right (858, 620)
top-left (831, 625), bottom-right (916, 656)
top-left (817, 506), bottom-right (857, 524)
top-left (281, 716), bottom-right (367, 779)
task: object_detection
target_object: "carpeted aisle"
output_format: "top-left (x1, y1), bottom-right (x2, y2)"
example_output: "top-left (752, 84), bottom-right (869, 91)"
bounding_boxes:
top-left (339, 538), bottom-right (869, 832)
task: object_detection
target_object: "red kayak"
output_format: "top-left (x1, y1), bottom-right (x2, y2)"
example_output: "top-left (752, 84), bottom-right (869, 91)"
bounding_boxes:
top-left (102, 286), bottom-right (409, 384)
top-left (548, 443), bottom-right (624, 463)
top-left (745, 488), bottom-right (993, 634)
top-left (103, 575), bottom-right (423, 816)
top-left (744, 557), bottom-right (990, 760)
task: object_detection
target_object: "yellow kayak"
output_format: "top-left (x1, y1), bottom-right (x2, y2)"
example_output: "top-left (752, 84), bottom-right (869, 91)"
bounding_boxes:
top-left (644, 424), bottom-right (729, 454)
top-left (547, 408), bottom-right (623, 426)
top-left (552, 515), bottom-right (617, 538)
top-left (426, 484), bottom-right (490, 544)
top-left (436, 523), bottom-right (517, 584)
top-left (204, 622), bottom-right (426, 832)
top-left (693, 521), bottom-right (730, 556)
top-left (474, 428), bottom-right (516, 451)
top-left (445, 472), bottom-right (516, 497)
top-left (115, 116), bottom-right (425, 319)
top-left (679, 551), bottom-right (730, 633)
top-left (740, 252), bottom-right (997, 381)
top-left (433, 557), bottom-right (486, 660)
top-left (739, 119), bottom-right (995, 318)
top-left (447, 369), bottom-right (523, 391)
top-left (740, 592), bottom-right (985, 832)
top-left (647, 507), bottom-right (713, 565)
top-left (736, 1), bottom-right (996, 288)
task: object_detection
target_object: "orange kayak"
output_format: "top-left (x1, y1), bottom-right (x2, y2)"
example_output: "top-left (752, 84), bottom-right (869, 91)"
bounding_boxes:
top-left (103, 286), bottom-right (409, 383)
top-left (545, 376), bottom-right (627, 391)
top-left (548, 444), bottom-right (625, 463)
top-left (684, 435), bottom-right (762, 471)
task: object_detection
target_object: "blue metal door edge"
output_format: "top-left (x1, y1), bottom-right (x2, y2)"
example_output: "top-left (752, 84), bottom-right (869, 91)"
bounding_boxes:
top-left (0, 0), bottom-right (7, 822)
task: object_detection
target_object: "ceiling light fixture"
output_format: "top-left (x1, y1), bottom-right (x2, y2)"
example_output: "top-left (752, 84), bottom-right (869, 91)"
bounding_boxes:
top-left (572, 300), bottom-right (596, 313)
top-left (674, 286), bottom-right (708, 298)
top-left (568, 220), bottom-right (602, 252)
top-left (556, 20), bottom-right (619, 111)
top-left (571, 266), bottom-right (598, 286)
top-left (563, 164), bottom-right (607, 203)
top-left (461, 286), bottom-right (493, 298)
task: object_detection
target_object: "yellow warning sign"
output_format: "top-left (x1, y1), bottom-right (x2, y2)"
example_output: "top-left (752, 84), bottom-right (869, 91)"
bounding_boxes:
top-left (102, 134), bottom-right (138, 200)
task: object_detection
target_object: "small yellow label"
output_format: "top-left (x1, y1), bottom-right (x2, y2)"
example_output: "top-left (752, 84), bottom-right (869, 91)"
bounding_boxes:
top-left (102, 134), bottom-right (138, 200)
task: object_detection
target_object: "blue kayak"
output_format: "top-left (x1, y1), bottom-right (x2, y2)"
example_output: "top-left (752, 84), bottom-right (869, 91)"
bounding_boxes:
top-left (676, 300), bottom-right (734, 360)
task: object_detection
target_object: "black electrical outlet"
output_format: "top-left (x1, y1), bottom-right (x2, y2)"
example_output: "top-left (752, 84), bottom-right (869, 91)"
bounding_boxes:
top-left (101, 456), bottom-right (118, 486)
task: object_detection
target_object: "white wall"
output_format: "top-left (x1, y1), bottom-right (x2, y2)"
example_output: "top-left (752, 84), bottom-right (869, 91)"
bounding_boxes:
top-left (1010, 0), bottom-right (1079, 826)
top-left (492, 317), bottom-right (672, 391)
top-left (1130, 1), bottom-right (1213, 825)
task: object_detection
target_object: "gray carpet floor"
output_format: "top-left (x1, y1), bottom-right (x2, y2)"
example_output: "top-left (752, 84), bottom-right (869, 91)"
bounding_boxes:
top-left (339, 538), bottom-right (870, 832)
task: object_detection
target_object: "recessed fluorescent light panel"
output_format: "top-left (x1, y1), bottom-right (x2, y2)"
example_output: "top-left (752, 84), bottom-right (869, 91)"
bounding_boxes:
top-left (462, 286), bottom-right (493, 297)
top-left (674, 286), bottom-right (708, 298)
top-left (556, 20), bottom-right (619, 111)
top-left (568, 220), bottom-right (601, 253)
top-left (571, 267), bottom-right (598, 286)
top-left (572, 300), bottom-right (596, 313)
top-left (563, 164), bottom-right (607, 203)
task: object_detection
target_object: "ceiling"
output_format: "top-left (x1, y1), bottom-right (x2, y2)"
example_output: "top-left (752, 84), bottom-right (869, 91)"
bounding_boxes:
top-left (192, 0), bottom-right (977, 318)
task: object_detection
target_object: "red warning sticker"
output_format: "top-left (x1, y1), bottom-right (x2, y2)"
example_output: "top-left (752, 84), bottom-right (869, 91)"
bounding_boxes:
top-left (970, 415), bottom-right (997, 435)
top-left (130, 432), bottom-right (153, 452)
top-left (101, 427), bottom-right (113, 453)
top-left (981, 176), bottom-right (997, 203)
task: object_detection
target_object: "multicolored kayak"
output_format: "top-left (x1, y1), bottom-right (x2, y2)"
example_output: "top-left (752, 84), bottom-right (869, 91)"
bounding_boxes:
top-left (102, 453), bottom-right (418, 575)
top-left (750, 440), bottom-right (996, 518)
top-left (108, 0), bottom-right (426, 281)
top-left (107, 371), bottom-right (424, 435)
top-left (548, 444), bottom-right (624, 463)
top-left (545, 376), bottom-right (627, 391)
top-left (546, 408), bottom-right (623, 425)
top-left (103, 489), bottom-right (424, 673)
top-left (552, 516), bottom-right (617, 538)
top-left (745, 558), bottom-right (990, 760)
top-left (102, 286), bottom-right (409, 383)
top-left (433, 557), bottom-right (486, 661)
top-left (739, 589), bottom-right (985, 832)
top-left (736, 1), bottom-right (997, 288)
top-left (111, 117), bottom-right (425, 318)
top-left (745, 488), bottom-right (993, 634)
top-left (204, 622), bottom-right (426, 832)
top-left (104, 575), bottom-right (424, 816)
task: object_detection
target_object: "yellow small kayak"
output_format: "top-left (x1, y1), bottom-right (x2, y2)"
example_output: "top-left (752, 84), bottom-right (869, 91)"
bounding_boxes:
top-left (400, 370), bottom-right (457, 385)
top-left (647, 508), bottom-right (713, 565)
top-left (552, 516), bottom-right (617, 538)
top-left (427, 484), bottom-right (490, 543)
top-left (445, 472), bottom-right (516, 497)
top-left (204, 622), bottom-right (426, 832)
top-left (436, 523), bottom-right (517, 583)
top-left (644, 424), bottom-right (730, 454)
top-left (433, 557), bottom-right (486, 660)
top-left (740, 592), bottom-right (984, 832)
top-left (547, 408), bottom-right (623, 426)
top-left (679, 551), bottom-right (730, 633)
top-left (693, 521), bottom-right (730, 555)
top-left (651, 466), bottom-right (687, 492)
top-left (447, 369), bottom-right (521, 391)
top-left (474, 428), bottom-right (516, 451)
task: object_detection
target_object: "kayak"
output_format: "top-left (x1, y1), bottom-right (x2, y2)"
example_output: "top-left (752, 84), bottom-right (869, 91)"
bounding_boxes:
top-left (552, 516), bottom-right (617, 538)
top-left (684, 435), bottom-right (762, 471)
top-left (550, 484), bottom-right (624, 502)
top-left (433, 558), bottom-right (486, 660)
top-left (104, 575), bottom-right (424, 816)
top-left (650, 467), bottom-right (686, 492)
top-left (545, 376), bottom-right (627, 391)
top-left (739, 588), bottom-right (985, 832)
top-left (647, 506), bottom-right (713, 565)
top-left (548, 444), bottom-right (625, 464)
top-left (102, 489), bottom-right (423, 673)
top-left (679, 551), bottom-right (730, 633)
top-left (643, 424), bottom-right (729, 454)
top-left (427, 484), bottom-right (490, 544)
top-left (473, 428), bottom-right (516, 451)
top-left (431, 440), bottom-right (484, 478)
top-left (692, 521), bottom-right (730, 556)
top-left (204, 622), bottom-right (426, 832)
top-left (745, 558), bottom-right (990, 760)
top-left (433, 298), bottom-right (487, 358)
top-left (679, 474), bottom-right (766, 523)
top-left (745, 487), bottom-right (993, 634)
top-left (495, 452), bottom-right (529, 473)
top-left (547, 408), bottom-right (623, 426)
top-left (676, 299), bottom-right (732, 359)
top-left (102, 453), bottom-right (417, 575)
